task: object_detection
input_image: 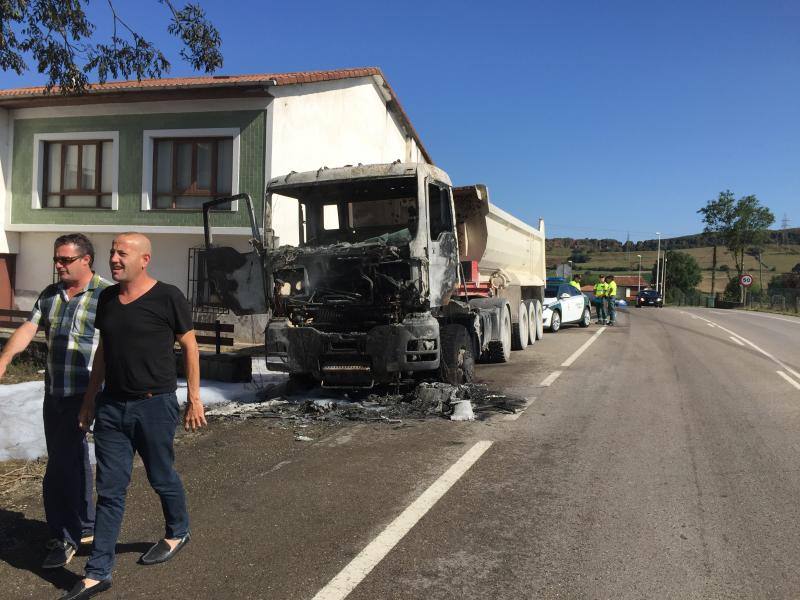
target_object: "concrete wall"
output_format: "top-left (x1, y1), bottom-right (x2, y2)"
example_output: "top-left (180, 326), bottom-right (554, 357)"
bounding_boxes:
top-left (269, 79), bottom-right (418, 246)
top-left (8, 108), bottom-right (265, 230)
top-left (0, 107), bottom-right (19, 253)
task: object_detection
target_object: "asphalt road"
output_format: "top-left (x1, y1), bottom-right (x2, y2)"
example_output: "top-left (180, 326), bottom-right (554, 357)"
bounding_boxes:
top-left (2, 307), bottom-right (800, 599)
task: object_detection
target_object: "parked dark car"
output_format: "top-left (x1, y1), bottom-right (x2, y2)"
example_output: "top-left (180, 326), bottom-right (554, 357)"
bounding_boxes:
top-left (636, 289), bottom-right (663, 307)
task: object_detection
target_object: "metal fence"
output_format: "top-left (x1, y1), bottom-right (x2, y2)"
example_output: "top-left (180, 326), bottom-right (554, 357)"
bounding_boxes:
top-left (743, 287), bottom-right (800, 313)
top-left (664, 287), bottom-right (800, 313)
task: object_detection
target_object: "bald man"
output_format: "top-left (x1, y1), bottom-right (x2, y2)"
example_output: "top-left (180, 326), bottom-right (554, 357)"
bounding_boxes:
top-left (64, 233), bottom-right (206, 600)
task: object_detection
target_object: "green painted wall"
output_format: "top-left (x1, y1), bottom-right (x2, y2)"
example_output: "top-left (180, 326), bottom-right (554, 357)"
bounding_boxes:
top-left (11, 110), bottom-right (265, 227)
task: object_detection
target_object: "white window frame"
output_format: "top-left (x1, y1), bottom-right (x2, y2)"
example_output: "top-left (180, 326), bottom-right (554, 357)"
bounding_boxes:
top-left (141, 127), bottom-right (240, 212)
top-left (31, 131), bottom-right (120, 210)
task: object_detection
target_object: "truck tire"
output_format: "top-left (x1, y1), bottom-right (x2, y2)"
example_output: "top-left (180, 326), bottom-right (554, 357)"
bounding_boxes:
top-left (439, 324), bottom-right (475, 385)
top-left (527, 301), bottom-right (537, 346)
top-left (549, 310), bottom-right (561, 333)
top-left (534, 300), bottom-right (544, 340)
top-left (511, 302), bottom-right (528, 350)
top-left (487, 306), bottom-right (512, 363)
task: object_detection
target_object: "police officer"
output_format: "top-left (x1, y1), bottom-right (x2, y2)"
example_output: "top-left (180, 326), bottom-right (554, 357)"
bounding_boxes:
top-left (605, 274), bottom-right (618, 326)
top-left (593, 275), bottom-right (607, 324)
top-left (569, 274), bottom-right (582, 291)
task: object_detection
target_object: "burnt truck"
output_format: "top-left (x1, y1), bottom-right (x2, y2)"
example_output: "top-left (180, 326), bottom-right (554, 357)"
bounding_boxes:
top-left (202, 162), bottom-right (546, 388)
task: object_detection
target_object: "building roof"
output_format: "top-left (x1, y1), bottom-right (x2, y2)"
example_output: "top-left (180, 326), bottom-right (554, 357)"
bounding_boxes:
top-left (608, 276), bottom-right (650, 287)
top-left (0, 67), bottom-right (431, 163)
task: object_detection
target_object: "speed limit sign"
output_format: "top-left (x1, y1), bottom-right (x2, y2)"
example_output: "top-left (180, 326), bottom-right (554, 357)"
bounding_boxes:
top-left (740, 274), bottom-right (753, 287)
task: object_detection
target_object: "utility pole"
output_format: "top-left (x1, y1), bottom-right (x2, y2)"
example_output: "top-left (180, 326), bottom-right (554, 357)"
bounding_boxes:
top-left (626, 231), bottom-right (630, 267)
top-left (637, 254), bottom-right (642, 292)
top-left (655, 232), bottom-right (661, 293)
top-left (781, 214), bottom-right (790, 246)
top-left (662, 251), bottom-right (668, 303)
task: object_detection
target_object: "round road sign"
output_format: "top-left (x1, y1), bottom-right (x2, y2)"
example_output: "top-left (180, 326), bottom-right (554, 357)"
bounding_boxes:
top-left (740, 274), bottom-right (753, 287)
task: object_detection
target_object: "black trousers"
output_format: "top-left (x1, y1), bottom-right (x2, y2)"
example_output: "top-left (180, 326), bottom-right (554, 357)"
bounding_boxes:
top-left (42, 393), bottom-right (95, 547)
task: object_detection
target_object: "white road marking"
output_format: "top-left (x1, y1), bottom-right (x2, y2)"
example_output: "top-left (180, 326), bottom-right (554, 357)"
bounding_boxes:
top-left (504, 397), bottom-right (536, 421)
top-left (777, 371), bottom-right (800, 391)
top-left (561, 327), bottom-right (607, 367)
top-left (787, 368), bottom-right (800, 381)
top-left (539, 371), bottom-right (563, 387)
top-left (312, 440), bottom-right (493, 600)
top-left (729, 336), bottom-right (745, 346)
top-left (711, 310), bottom-right (800, 326)
top-left (707, 323), bottom-right (716, 328)
top-left (687, 312), bottom-right (797, 375)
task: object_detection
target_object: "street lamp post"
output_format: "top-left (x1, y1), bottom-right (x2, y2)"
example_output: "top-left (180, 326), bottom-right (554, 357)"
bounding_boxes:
top-left (662, 251), bottom-right (667, 304)
top-left (637, 254), bottom-right (642, 292)
top-left (655, 232), bottom-right (661, 293)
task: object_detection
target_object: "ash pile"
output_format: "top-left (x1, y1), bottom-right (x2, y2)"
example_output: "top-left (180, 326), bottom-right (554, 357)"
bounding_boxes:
top-left (206, 381), bottom-right (527, 424)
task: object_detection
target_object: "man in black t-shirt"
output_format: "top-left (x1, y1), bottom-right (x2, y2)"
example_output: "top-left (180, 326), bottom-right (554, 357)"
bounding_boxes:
top-left (64, 233), bottom-right (206, 600)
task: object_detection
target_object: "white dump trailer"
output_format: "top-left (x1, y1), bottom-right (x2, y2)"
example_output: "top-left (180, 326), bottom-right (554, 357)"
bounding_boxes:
top-left (203, 163), bottom-right (547, 387)
top-left (454, 184), bottom-right (547, 357)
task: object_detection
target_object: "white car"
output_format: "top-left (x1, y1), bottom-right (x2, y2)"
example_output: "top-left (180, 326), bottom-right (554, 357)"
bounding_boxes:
top-left (542, 282), bottom-right (592, 332)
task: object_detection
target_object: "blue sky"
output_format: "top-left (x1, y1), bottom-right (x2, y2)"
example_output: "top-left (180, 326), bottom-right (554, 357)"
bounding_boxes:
top-left (1, 0), bottom-right (797, 241)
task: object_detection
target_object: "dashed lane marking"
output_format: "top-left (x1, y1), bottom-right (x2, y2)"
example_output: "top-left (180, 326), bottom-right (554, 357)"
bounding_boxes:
top-left (312, 440), bottom-right (493, 600)
top-left (561, 326), bottom-right (607, 367)
top-left (777, 371), bottom-right (800, 391)
top-left (539, 371), bottom-right (563, 387)
top-left (504, 397), bottom-right (536, 421)
top-left (711, 310), bottom-right (800, 326)
top-left (683, 311), bottom-right (798, 379)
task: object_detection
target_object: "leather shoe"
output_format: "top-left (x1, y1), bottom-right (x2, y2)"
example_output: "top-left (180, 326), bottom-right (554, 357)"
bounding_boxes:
top-left (138, 533), bottom-right (191, 565)
top-left (59, 579), bottom-right (111, 599)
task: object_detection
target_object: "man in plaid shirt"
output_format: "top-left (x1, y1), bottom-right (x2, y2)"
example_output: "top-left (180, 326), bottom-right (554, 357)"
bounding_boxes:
top-left (0, 233), bottom-right (109, 569)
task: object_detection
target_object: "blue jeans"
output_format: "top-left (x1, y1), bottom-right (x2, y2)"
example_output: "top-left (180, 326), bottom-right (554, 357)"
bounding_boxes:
top-left (606, 297), bottom-right (617, 323)
top-left (42, 394), bottom-right (95, 548)
top-left (85, 391), bottom-right (189, 581)
top-left (594, 298), bottom-right (606, 321)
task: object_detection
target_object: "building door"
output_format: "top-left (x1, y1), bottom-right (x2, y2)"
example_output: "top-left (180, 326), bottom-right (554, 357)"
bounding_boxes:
top-left (0, 254), bottom-right (16, 310)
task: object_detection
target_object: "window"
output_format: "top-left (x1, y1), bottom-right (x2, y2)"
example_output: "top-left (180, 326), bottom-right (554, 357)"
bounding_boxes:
top-left (428, 182), bottom-right (453, 239)
top-left (42, 140), bottom-right (113, 208)
top-left (152, 137), bottom-right (233, 210)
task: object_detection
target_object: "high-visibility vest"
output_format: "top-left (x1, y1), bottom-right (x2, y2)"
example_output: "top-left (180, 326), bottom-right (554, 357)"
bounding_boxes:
top-left (606, 281), bottom-right (617, 298)
top-left (594, 282), bottom-right (607, 297)
top-left (569, 280), bottom-right (581, 291)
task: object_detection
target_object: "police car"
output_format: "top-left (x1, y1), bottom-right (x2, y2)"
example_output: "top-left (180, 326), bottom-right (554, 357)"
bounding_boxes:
top-left (542, 278), bottom-right (592, 333)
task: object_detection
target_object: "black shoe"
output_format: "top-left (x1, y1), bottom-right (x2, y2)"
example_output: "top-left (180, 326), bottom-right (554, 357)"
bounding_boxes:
top-left (59, 579), bottom-right (112, 600)
top-left (138, 533), bottom-right (191, 565)
top-left (42, 540), bottom-right (76, 569)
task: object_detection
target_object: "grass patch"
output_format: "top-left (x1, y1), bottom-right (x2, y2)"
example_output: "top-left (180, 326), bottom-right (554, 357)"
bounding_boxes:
top-left (0, 459), bottom-right (45, 506)
top-left (3, 357), bottom-right (45, 384)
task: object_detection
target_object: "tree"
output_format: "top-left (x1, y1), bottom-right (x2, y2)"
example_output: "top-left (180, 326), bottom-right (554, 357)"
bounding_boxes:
top-left (650, 250), bottom-right (701, 294)
top-left (697, 190), bottom-right (735, 297)
top-left (0, 1), bottom-right (222, 94)
top-left (724, 195), bottom-right (774, 281)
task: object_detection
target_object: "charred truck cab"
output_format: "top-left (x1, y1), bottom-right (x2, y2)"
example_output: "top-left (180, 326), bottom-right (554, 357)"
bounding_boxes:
top-left (203, 162), bottom-right (546, 388)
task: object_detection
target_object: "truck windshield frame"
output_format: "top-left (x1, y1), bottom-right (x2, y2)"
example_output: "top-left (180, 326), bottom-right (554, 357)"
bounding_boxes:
top-left (273, 176), bottom-right (419, 247)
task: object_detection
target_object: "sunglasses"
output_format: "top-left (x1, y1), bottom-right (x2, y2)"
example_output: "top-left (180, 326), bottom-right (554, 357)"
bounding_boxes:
top-left (53, 255), bottom-right (85, 265)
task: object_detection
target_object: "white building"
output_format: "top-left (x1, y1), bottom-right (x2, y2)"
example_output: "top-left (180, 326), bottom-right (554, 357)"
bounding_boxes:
top-left (0, 67), bottom-right (430, 329)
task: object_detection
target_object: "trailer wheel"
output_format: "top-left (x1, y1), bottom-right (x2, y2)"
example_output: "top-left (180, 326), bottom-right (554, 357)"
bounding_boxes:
top-left (527, 301), bottom-right (537, 346)
top-left (487, 306), bottom-right (512, 363)
top-left (533, 300), bottom-right (544, 340)
top-left (439, 324), bottom-right (475, 385)
top-left (511, 302), bottom-right (528, 350)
